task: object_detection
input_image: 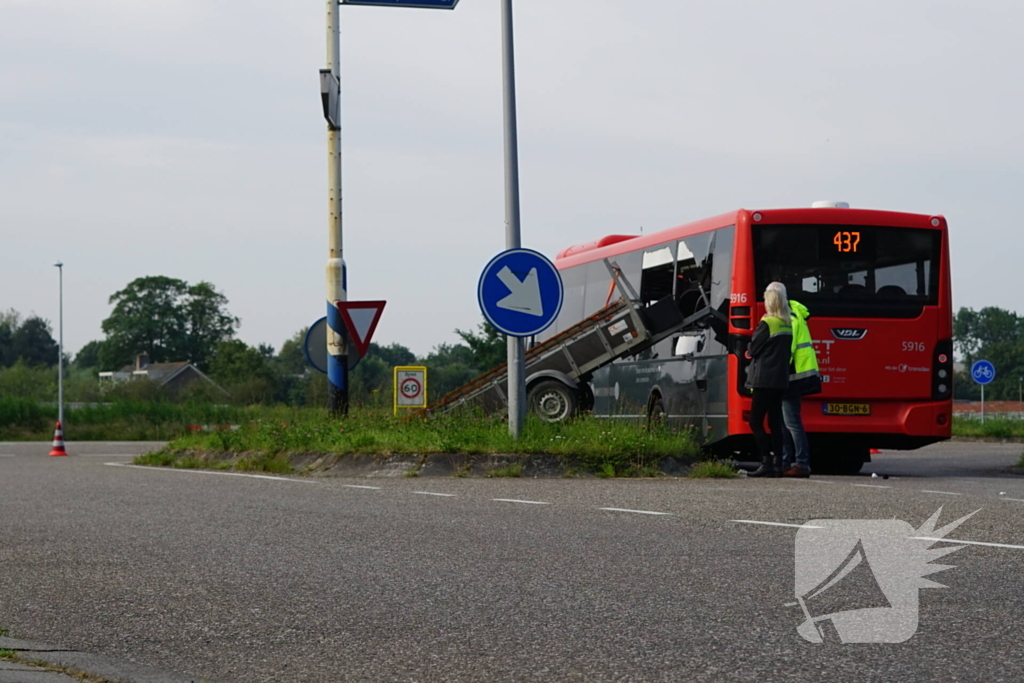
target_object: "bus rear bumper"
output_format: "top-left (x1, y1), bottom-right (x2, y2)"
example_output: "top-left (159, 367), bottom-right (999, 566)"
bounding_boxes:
top-left (723, 399), bottom-right (952, 452)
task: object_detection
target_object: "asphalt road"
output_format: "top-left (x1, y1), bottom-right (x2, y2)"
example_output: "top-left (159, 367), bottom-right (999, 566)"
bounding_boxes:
top-left (1, 441), bottom-right (1022, 682)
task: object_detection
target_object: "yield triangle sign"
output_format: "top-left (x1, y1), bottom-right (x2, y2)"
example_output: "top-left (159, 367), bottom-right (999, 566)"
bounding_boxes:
top-left (336, 301), bottom-right (386, 358)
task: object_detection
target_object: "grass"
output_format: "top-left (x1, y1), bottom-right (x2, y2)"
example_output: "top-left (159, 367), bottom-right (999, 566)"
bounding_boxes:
top-left (688, 460), bottom-right (739, 478)
top-left (0, 397), bottom-right (263, 441)
top-left (486, 462), bottom-right (523, 478)
top-left (136, 409), bottom-right (700, 477)
top-left (951, 416), bottom-right (1024, 439)
top-left (0, 649), bottom-right (14, 659)
top-left (1018, 451), bottom-right (1024, 468)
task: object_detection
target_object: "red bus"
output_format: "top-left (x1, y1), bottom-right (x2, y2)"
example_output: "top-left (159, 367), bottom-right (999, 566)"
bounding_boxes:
top-left (544, 203), bottom-right (952, 473)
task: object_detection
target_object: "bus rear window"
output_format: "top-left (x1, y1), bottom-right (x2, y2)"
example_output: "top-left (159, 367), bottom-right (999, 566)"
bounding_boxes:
top-left (753, 225), bottom-right (942, 318)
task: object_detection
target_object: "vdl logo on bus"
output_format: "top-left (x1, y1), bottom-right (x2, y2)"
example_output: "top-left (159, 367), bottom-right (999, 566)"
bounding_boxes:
top-left (832, 328), bottom-right (868, 340)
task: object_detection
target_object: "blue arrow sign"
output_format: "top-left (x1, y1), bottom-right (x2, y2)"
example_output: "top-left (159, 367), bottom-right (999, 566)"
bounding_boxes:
top-left (342, 0), bottom-right (459, 8)
top-left (478, 248), bottom-right (563, 338)
top-left (971, 359), bottom-right (995, 385)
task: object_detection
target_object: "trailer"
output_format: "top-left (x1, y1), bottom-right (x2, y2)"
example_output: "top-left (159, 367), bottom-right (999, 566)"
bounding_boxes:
top-left (427, 259), bottom-right (722, 421)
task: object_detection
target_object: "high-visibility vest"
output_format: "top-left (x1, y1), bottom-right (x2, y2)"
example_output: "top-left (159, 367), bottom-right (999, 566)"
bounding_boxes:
top-left (789, 299), bottom-right (819, 381)
top-left (764, 315), bottom-right (793, 338)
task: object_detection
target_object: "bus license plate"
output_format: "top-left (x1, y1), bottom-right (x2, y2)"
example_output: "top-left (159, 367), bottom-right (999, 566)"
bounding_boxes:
top-left (823, 403), bottom-right (870, 416)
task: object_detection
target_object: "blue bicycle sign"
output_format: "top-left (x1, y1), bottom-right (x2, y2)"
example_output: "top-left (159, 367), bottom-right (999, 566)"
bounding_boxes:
top-left (971, 360), bottom-right (995, 385)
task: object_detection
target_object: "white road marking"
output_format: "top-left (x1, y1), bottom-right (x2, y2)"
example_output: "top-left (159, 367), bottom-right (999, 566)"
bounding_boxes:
top-left (920, 490), bottom-right (963, 496)
top-left (910, 536), bottom-right (1024, 550)
top-left (494, 498), bottom-right (550, 505)
top-left (341, 484), bottom-right (381, 490)
top-left (412, 491), bottom-right (456, 497)
top-left (733, 520), bottom-right (1024, 552)
top-left (853, 484), bottom-right (892, 489)
top-left (732, 520), bottom-right (823, 529)
top-left (103, 463), bottom-right (317, 483)
top-left (599, 507), bottom-right (670, 516)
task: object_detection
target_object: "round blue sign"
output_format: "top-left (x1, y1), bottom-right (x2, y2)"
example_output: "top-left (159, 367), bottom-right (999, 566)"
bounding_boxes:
top-left (971, 360), bottom-right (995, 385)
top-left (478, 248), bottom-right (563, 338)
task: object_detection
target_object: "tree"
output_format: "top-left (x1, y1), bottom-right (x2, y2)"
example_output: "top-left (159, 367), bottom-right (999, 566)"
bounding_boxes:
top-left (422, 342), bottom-right (479, 398)
top-left (209, 340), bottom-right (277, 405)
top-left (10, 316), bottom-right (59, 367)
top-left (276, 328), bottom-right (309, 375)
top-left (101, 276), bottom-right (239, 371)
top-left (953, 306), bottom-right (1024, 400)
top-left (456, 322), bottom-right (506, 372)
top-left (0, 309), bottom-right (19, 367)
top-left (954, 307), bottom-right (1024, 359)
top-left (74, 340), bottom-right (105, 370)
top-left (180, 281), bottom-right (240, 370)
top-left (0, 360), bottom-right (55, 400)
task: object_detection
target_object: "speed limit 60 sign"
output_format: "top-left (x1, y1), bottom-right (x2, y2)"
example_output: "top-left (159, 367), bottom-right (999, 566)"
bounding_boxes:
top-left (394, 366), bottom-right (428, 414)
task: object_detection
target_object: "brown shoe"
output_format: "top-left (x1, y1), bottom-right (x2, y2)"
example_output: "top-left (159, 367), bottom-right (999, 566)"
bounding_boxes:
top-left (783, 465), bottom-right (811, 478)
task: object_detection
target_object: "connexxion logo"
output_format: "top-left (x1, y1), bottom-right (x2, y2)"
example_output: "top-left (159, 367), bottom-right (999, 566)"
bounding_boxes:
top-left (831, 328), bottom-right (868, 340)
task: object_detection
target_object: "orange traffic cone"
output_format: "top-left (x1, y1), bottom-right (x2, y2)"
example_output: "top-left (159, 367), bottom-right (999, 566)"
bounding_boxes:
top-left (48, 422), bottom-right (68, 456)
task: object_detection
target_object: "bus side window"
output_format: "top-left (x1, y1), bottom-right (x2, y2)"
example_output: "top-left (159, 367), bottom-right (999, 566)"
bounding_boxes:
top-left (640, 245), bottom-right (674, 306)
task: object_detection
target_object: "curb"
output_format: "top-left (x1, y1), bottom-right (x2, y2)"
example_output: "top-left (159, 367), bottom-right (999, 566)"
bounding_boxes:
top-left (0, 636), bottom-right (208, 683)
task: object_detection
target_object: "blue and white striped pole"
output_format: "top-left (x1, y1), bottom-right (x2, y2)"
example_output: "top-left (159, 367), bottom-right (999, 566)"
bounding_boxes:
top-left (325, 0), bottom-right (348, 415)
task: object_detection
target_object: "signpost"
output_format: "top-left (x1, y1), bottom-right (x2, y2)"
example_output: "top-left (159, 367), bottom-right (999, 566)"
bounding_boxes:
top-left (478, 248), bottom-right (562, 434)
top-left (320, 0), bottom-right (459, 416)
top-left (971, 359), bottom-right (995, 423)
top-left (394, 366), bottom-right (428, 415)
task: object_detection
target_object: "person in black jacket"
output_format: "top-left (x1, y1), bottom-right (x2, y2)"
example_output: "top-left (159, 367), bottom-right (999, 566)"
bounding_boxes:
top-left (745, 283), bottom-right (793, 477)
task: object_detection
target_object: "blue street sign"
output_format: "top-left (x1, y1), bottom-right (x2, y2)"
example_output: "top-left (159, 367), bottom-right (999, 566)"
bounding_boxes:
top-left (303, 316), bottom-right (361, 373)
top-left (342, 0), bottom-right (459, 8)
top-left (971, 359), bottom-right (996, 385)
top-left (478, 248), bottom-right (563, 338)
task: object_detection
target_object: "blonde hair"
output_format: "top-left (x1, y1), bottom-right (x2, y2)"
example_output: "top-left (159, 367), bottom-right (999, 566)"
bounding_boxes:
top-left (763, 282), bottom-right (791, 323)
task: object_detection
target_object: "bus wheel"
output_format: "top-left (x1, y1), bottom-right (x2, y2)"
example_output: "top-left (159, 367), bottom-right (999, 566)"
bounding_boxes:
top-left (528, 381), bottom-right (579, 423)
top-left (647, 396), bottom-right (666, 431)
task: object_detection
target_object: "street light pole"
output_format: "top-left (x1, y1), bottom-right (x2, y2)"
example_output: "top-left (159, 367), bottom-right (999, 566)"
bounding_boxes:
top-left (501, 0), bottom-right (525, 438)
top-left (54, 261), bottom-right (64, 429)
top-left (324, 0), bottom-right (348, 416)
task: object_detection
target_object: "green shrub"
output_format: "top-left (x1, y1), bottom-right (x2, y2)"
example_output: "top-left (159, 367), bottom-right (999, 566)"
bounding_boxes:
top-left (952, 416), bottom-right (1024, 439)
top-left (688, 460), bottom-right (739, 478)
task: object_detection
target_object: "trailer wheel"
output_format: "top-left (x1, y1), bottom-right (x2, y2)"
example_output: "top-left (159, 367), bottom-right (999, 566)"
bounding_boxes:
top-left (528, 380), bottom-right (579, 423)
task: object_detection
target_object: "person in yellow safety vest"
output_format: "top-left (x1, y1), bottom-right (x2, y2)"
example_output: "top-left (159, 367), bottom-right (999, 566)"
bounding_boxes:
top-left (779, 292), bottom-right (822, 478)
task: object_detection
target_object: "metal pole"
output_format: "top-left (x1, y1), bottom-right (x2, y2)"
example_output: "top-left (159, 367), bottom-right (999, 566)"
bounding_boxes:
top-left (325, 0), bottom-right (348, 415)
top-left (54, 262), bottom-right (64, 429)
top-left (981, 384), bottom-right (985, 424)
top-left (500, 0), bottom-right (525, 438)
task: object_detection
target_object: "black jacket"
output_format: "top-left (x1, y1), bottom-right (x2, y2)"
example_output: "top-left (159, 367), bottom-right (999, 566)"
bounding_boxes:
top-left (745, 317), bottom-right (793, 390)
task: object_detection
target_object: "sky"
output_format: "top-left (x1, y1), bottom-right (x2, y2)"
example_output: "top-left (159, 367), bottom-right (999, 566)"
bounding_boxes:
top-left (2, 0), bottom-right (1022, 361)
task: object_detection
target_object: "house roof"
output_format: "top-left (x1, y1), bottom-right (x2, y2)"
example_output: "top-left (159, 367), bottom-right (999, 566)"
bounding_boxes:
top-left (118, 361), bottom-right (191, 384)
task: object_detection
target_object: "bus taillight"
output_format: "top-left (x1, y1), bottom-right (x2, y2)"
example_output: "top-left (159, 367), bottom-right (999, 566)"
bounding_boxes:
top-left (933, 340), bottom-right (953, 400)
